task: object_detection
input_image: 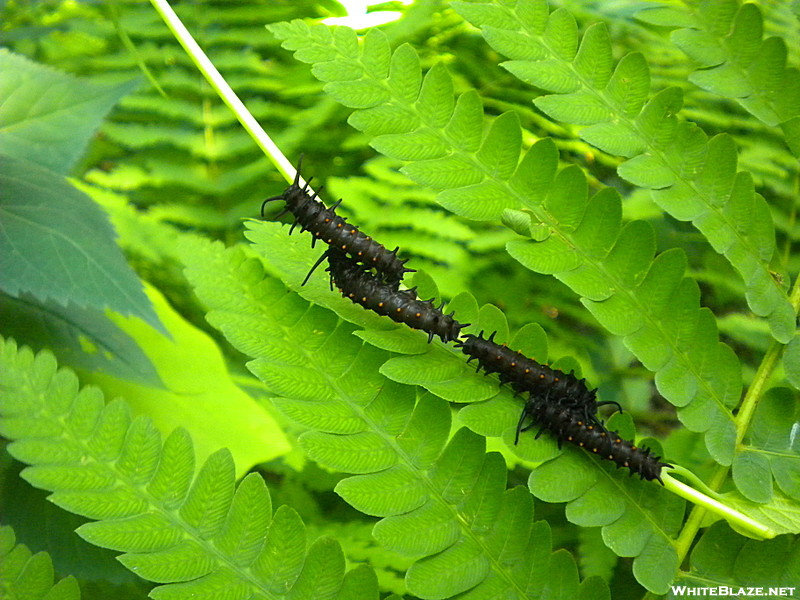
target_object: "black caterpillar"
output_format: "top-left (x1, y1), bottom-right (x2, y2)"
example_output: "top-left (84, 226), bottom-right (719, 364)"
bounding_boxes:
top-left (262, 162), bottom-right (670, 483)
top-left (457, 331), bottom-right (668, 483)
top-left (455, 331), bottom-right (621, 421)
top-left (262, 159), bottom-right (414, 286)
top-left (519, 400), bottom-right (671, 483)
top-left (326, 249), bottom-right (466, 343)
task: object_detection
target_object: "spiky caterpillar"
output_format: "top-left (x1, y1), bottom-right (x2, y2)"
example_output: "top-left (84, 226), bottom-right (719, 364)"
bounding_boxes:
top-left (262, 160), bottom-right (414, 286)
top-left (456, 331), bottom-right (668, 483)
top-left (455, 331), bottom-right (621, 420)
top-left (519, 401), bottom-right (671, 483)
top-left (326, 249), bottom-right (466, 343)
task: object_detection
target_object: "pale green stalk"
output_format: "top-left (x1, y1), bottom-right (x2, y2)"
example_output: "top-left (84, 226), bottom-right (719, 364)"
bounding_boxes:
top-left (663, 473), bottom-right (775, 540)
top-left (148, 0), bottom-right (304, 188)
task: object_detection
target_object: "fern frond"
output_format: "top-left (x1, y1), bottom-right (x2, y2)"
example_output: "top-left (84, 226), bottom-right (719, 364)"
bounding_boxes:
top-left (26, 0), bottom-right (338, 224)
top-left (0, 336), bottom-right (379, 600)
top-left (250, 163), bottom-right (739, 476)
top-left (450, 0), bottom-right (794, 343)
top-left (266, 19), bottom-right (748, 466)
top-left (0, 525), bottom-right (81, 600)
top-left (180, 237), bottom-right (609, 599)
top-left (636, 2), bottom-right (800, 149)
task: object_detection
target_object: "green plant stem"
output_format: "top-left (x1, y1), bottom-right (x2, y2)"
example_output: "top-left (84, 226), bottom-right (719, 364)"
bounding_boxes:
top-left (673, 273), bottom-right (800, 563)
top-left (665, 473), bottom-right (774, 539)
top-left (148, 0), bottom-right (303, 188)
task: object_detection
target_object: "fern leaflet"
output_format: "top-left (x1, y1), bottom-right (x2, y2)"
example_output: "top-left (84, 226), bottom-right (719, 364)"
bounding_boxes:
top-left (0, 525), bottom-right (81, 600)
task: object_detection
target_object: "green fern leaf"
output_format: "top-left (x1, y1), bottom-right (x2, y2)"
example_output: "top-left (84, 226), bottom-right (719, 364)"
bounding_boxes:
top-left (78, 513), bottom-right (181, 553)
top-left (337, 564), bottom-right (380, 600)
top-left (451, 0), bottom-right (793, 343)
top-left (179, 449), bottom-right (236, 538)
top-left (0, 525), bottom-right (81, 600)
top-left (147, 428), bottom-right (195, 508)
top-left (637, 2), bottom-right (800, 132)
top-left (0, 336), bottom-right (381, 599)
top-left (527, 416), bottom-right (682, 593)
top-left (180, 236), bottom-right (608, 599)
top-left (732, 388), bottom-right (800, 504)
top-left (336, 465), bottom-right (428, 516)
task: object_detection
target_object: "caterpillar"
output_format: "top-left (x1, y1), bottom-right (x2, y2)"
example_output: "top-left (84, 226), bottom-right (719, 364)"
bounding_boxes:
top-left (262, 159), bottom-right (414, 286)
top-left (455, 331), bottom-right (622, 421)
top-left (326, 249), bottom-right (466, 343)
top-left (518, 400), bottom-right (671, 483)
top-left (456, 331), bottom-right (668, 482)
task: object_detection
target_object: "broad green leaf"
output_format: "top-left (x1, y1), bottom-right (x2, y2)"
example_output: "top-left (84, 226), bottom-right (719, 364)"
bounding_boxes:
top-left (506, 236), bottom-right (582, 275)
top-left (0, 156), bottom-right (164, 334)
top-left (444, 91), bottom-right (484, 153)
top-left (83, 283), bottom-right (289, 478)
top-left (371, 130), bottom-right (449, 160)
top-left (475, 112), bottom-right (520, 179)
top-left (77, 513), bottom-right (181, 553)
top-left (0, 293), bottom-right (161, 387)
top-left (545, 8), bottom-right (578, 61)
top-left (604, 53), bottom-right (650, 117)
top-left (406, 538), bottom-right (488, 598)
top-left (503, 59), bottom-right (580, 93)
top-left (784, 335), bottom-right (800, 391)
top-left (437, 180), bottom-right (513, 221)
top-left (0, 49), bottom-right (138, 174)
top-left (684, 522), bottom-right (800, 588)
top-left (535, 90), bottom-right (612, 125)
top-left (325, 79), bottom-right (389, 108)
top-left (300, 431), bottom-right (396, 473)
top-left (118, 540), bottom-right (215, 583)
top-left (179, 449), bottom-right (235, 539)
top-left (401, 154), bottom-right (482, 189)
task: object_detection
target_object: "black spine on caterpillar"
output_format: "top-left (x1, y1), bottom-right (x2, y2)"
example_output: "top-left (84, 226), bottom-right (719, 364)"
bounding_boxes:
top-left (326, 249), bottom-right (466, 343)
top-left (519, 401), bottom-right (671, 484)
top-left (455, 331), bottom-right (621, 420)
top-left (261, 159), bottom-right (414, 286)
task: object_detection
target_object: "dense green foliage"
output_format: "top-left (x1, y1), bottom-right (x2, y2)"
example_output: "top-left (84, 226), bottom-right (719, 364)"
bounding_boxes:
top-left (1, 1), bottom-right (799, 599)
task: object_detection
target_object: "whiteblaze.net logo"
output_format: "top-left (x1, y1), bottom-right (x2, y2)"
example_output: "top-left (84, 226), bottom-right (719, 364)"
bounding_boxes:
top-left (670, 587), bottom-right (797, 598)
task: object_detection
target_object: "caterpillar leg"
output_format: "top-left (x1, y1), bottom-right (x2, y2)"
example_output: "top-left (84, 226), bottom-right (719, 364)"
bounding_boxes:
top-left (260, 195), bottom-right (283, 218)
top-left (596, 400), bottom-right (623, 414)
top-left (515, 406), bottom-right (536, 444)
top-left (303, 249), bottom-right (331, 286)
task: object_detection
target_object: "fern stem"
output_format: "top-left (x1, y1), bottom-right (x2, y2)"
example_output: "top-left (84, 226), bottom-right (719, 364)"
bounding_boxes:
top-left (673, 274), bottom-right (800, 562)
top-left (782, 172), bottom-right (799, 266)
top-left (148, 0), bottom-right (306, 189)
top-left (733, 267), bottom-right (800, 446)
